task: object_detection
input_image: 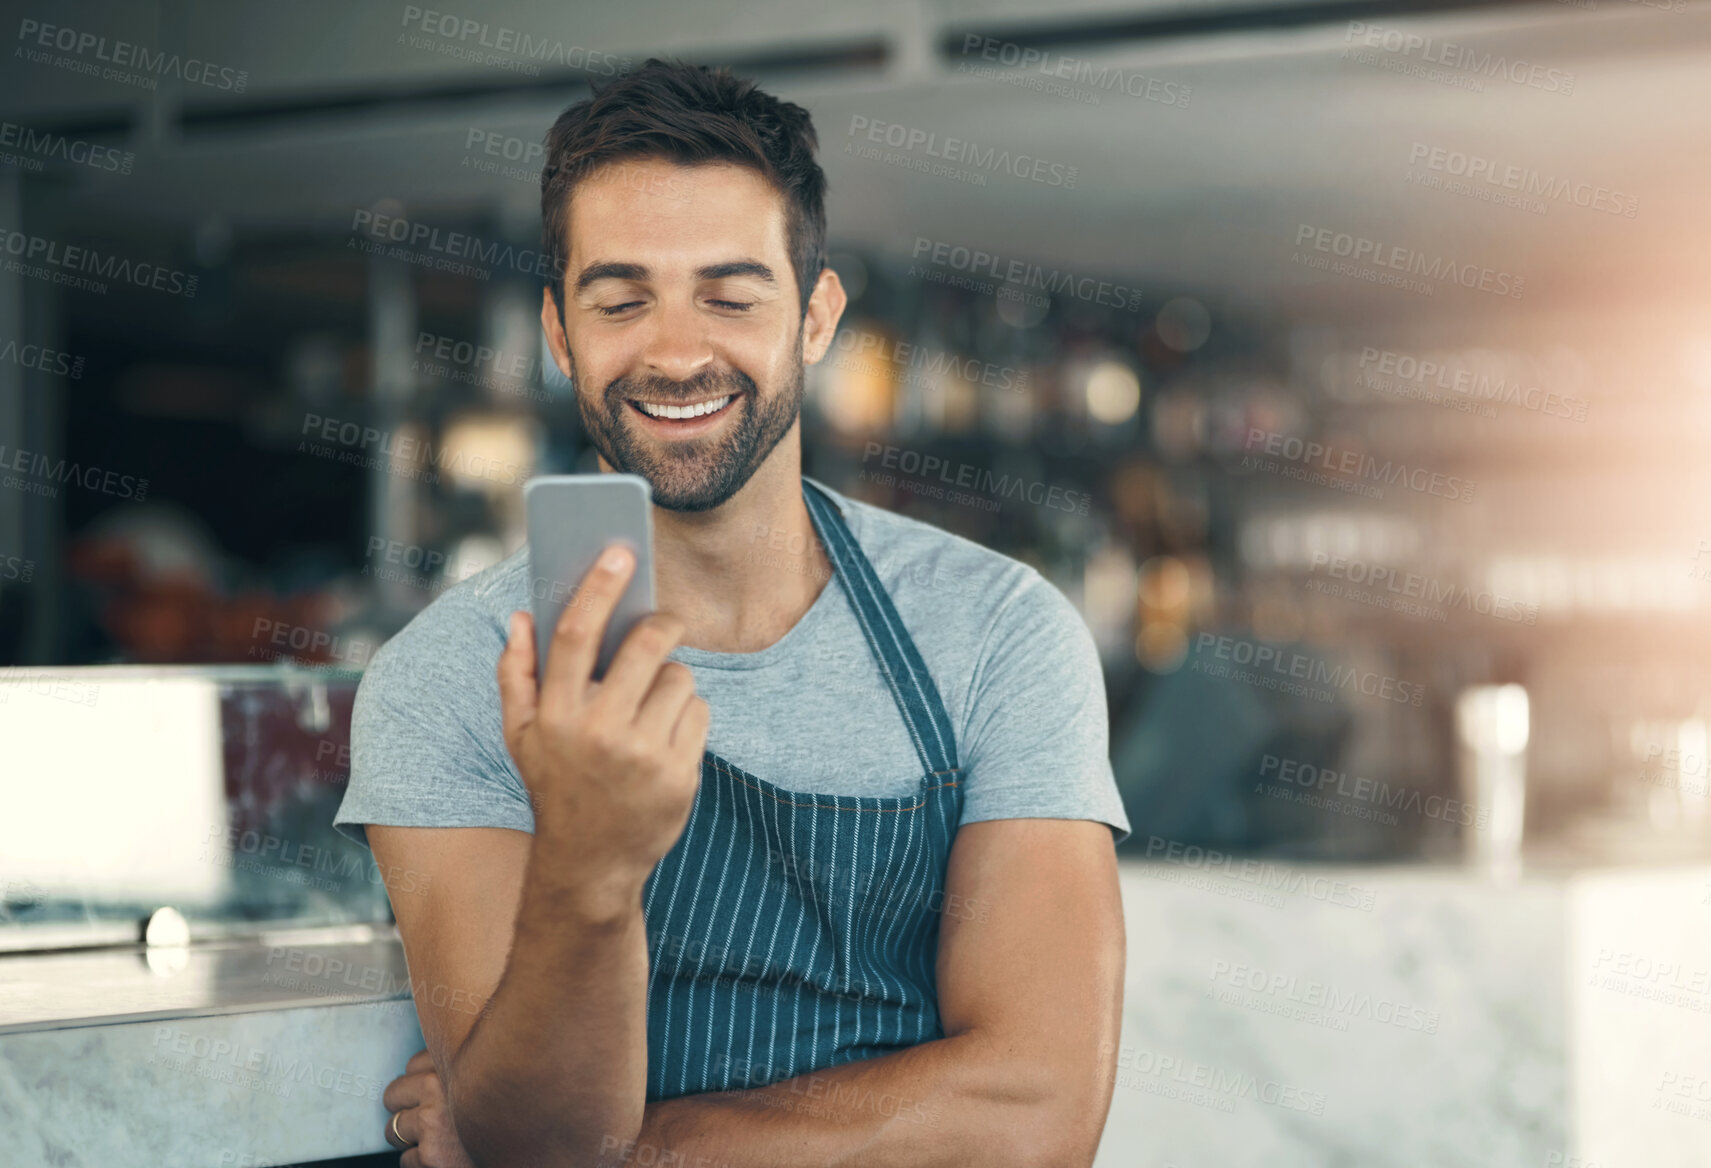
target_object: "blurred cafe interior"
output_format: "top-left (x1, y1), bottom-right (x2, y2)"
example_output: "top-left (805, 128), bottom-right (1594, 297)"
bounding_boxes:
top-left (3, 0), bottom-right (1711, 1164)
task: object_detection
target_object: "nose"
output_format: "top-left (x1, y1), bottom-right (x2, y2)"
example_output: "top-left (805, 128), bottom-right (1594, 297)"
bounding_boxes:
top-left (638, 294), bottom-right (715, 385)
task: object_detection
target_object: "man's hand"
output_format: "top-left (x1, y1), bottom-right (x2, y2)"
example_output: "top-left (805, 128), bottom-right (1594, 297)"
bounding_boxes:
top-left (497, 542), bottom-right (711, 911)
top-left (382, 1048), bottom-right (475, 1168)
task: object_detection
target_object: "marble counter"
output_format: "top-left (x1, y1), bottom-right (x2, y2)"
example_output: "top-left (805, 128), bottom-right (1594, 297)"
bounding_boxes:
top-left (1094, 858), bottom-right (1711, 1168)
top-left (0, 935), bottom-right (424, 1167)
top-left (5, 863), bottom-right (1709, 1166)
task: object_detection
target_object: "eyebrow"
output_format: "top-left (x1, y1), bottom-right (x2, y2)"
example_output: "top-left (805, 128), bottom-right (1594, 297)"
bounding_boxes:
top-left (573, 259), bottom-right (778, 294)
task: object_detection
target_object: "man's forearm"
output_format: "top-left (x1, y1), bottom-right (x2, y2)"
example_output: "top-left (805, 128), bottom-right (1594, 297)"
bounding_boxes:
top-left (604, 1030), bottom-right (1096, 1168)
top-left (447, 815), bottom-right (651, 1167)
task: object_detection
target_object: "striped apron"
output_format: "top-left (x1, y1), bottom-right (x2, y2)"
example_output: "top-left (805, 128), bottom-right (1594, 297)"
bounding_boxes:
top-left (640, 477), bottom-right (963, 1100)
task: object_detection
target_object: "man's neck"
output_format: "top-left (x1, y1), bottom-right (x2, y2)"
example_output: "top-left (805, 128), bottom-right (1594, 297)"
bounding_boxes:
top-left (629, 444), bottom-right (833, 654)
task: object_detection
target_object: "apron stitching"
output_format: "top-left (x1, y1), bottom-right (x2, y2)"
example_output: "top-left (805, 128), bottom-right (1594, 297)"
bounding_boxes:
top-left (774, 794), bottom-right (808, 1079)
top-left (672, 768), bottom-right (727, 1097)
top-left (748, 773), bottom-right (792, 1080)
top-left (863, 789), bottom-right (896, 1042)
top-left (886, 788), bottom-right (927, 1026)
top-left (714, 770), bottom-right (761, 1091)
top-left (649, 765), bottom-right (711, 1094)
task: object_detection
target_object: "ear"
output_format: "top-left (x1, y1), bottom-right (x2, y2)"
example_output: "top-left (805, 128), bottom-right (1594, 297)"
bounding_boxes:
top-left (799, 265), bottom-right (848, 367)
top-left (540, 286), bottom-right (573, 380)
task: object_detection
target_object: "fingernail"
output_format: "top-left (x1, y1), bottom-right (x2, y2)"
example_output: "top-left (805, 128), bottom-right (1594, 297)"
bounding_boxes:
top-left (599, 545), bottom-right (632, 573)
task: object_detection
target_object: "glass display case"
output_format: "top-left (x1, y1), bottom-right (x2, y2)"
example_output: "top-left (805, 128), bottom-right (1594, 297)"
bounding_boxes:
top-left (0, 665), bottom-right (383, 956)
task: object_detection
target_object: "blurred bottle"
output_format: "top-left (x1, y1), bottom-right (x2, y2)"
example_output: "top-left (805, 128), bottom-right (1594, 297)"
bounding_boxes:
top-left (1455, 684), bottom-right (1530, 881)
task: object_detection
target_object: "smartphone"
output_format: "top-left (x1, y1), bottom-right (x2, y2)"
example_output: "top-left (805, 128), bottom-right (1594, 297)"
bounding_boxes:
top-left (524, 473), bottom-right (655, 685)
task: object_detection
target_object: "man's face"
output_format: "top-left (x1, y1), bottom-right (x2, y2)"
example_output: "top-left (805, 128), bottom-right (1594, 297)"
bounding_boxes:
top-left (542, 158), bottom-right (842, 512)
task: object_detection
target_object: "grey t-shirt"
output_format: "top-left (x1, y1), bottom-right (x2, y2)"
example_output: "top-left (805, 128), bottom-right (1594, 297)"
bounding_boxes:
top-left (333, 476), bottom-right (1130, 848)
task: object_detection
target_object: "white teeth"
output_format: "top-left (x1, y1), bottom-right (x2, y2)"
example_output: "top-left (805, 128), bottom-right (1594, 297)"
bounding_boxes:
top-left (636, 394), bottom-right (732, 420)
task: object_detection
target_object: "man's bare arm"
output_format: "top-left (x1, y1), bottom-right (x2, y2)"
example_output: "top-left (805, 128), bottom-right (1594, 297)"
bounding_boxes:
top-left (372, 819), bottom-right (653, 1166)
top-left (617, 817), bottom-right (1125, 1168)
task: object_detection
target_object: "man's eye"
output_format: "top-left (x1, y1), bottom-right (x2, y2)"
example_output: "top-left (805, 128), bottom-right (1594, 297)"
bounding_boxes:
top-left (597, 301), bottom-right (642, 316)
top-left (710, 300), bottom-right (755, 312)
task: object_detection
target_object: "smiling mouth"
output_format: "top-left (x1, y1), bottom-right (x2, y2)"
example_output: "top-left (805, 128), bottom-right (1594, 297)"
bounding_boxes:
top-left (628, 393), bottom-right (738, 421)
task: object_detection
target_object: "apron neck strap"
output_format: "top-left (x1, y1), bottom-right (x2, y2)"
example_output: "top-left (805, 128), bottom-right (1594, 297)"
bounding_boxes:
top-left (803, 477), bottom-right (961, 776)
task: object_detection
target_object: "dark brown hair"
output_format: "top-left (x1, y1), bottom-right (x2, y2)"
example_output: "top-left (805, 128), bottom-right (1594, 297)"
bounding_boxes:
top-left (540, 57), bottom-right (827, 319)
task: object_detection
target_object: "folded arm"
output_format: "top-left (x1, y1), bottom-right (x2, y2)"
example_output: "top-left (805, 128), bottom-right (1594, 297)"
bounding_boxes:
top-left (615, 817), bottom-right (1125, 1168)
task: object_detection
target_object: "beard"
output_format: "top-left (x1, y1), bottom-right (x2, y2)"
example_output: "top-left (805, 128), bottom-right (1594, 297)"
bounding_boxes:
top-left (570, 329), bottom-right (805, 513)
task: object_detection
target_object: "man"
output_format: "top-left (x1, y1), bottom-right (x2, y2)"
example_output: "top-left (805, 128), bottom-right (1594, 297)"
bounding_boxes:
top-left (334, 57), bottom-right (1129, 1168)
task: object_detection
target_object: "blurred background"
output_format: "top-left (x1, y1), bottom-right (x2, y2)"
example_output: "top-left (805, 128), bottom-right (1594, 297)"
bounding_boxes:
top-left (3, 1), bottom-right (1710, 1165)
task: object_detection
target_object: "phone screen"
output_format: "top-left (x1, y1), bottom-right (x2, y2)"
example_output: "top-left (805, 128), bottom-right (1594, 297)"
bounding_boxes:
top-left (524, 474), bottom-right (656, 684)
